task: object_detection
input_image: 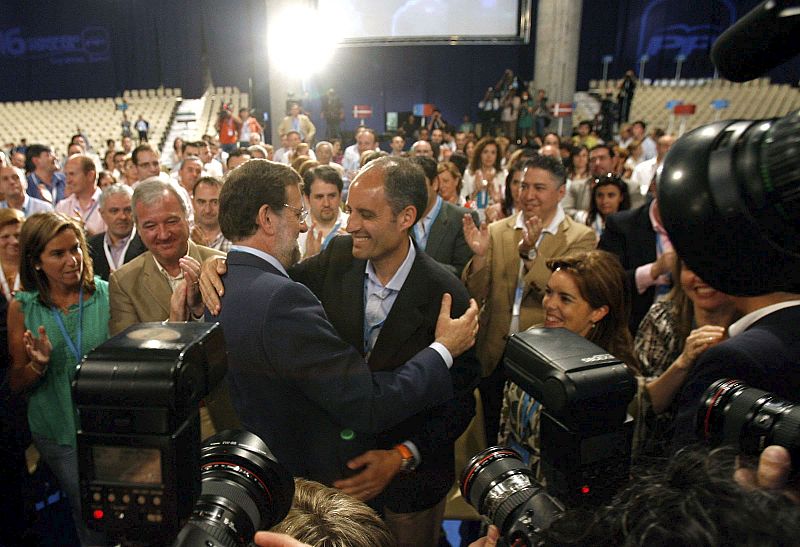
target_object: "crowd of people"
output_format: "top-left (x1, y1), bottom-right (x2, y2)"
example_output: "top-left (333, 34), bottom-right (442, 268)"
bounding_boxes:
top-left (0, 86), bottom-right (797, 547)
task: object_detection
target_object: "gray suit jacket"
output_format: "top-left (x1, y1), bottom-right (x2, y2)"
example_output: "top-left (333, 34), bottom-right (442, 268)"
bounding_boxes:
top-left (424, 200), bottom-right (473, 278)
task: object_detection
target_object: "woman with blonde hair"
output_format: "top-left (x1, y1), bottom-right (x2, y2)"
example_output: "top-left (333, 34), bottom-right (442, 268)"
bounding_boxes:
top-left (8, 212), bottom-right (109, 545)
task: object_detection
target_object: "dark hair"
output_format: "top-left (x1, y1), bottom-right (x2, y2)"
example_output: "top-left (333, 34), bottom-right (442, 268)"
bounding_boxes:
top-left (302, 166), bottom-right (343, 196)
top-left (408, 156), bottom-right (437, 183)
top-left (546, 251), bottom-right (638, 372)
top-left (568, 145), bottom-right (590, 178)
top-left (469, 136), bottom-right (503, 173)
top-left (553, 447), bottom-right (800, 546)
top-left (219, 159), bottom-right (300, 242)
top-left (193, 176), bottom-right (223, 196)
top-left (502, 162), bottom-right (525, 217)
top-left (633, 120), bottom-right (647, 130)
top-left (24, 144), bottom-right (51, 172)
top-left (132, 144), bottom-right (158, 166)
top-left (365, 157), bottom-right (427, 227)
top-left (19, 212), bottom-right (96, 306)
top-left (520, 154), bottom-right (568, 188)
top-left (449, 152), bottom-right (469, 176)
top-left (590, 143), bottom-right (616, 159)
top-left (586, 174), bottom-right (631, 226)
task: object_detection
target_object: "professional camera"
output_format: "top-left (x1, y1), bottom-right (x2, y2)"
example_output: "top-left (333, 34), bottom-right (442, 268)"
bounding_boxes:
top-left (658, 0), bottom-right (800, 296)
top-left (502, 327), bottom-right (636, 508)
top-left (173, 430), bottom-right (294, 547)
top-left (461, 446), bottom-right (565, 547)
top-left (73, 322), bottom-right (228, 544)
top-left (698, 378), bottom-right (800, 462)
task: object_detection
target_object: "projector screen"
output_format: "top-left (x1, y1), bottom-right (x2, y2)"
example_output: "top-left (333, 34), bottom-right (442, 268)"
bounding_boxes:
top-left (318, 0), bottom-right (524, 43)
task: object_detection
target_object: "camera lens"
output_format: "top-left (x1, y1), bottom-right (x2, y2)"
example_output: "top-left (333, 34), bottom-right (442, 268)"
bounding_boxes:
top-left (699, 379), bottom-right (800, 462)
top-left (173, 430), bottom-right (294, 547)
top-left (461, 446), bottom-right (544, 533)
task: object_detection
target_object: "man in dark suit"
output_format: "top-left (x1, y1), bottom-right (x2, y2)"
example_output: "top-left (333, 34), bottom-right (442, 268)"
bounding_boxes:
top-left (209, 159), bottom-right (479, 534)
top-left (599, 196), bottom-right (676, 334)
top-left (88, 183), bottom-right (146, 281)
top-left (204, 157), bottom-right (480, 546)
top-left (409, 156), bottom-right (473, 278)
top-left (671, 292), bottom-right (800, 451)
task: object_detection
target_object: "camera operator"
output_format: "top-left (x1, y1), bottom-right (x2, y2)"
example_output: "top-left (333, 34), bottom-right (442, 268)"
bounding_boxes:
top-left (671, 291), bottom-right (800, 451)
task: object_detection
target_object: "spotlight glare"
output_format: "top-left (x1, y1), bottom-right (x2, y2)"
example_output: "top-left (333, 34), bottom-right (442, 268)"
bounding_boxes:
top-left (268, 6), bottom-right (342, 77)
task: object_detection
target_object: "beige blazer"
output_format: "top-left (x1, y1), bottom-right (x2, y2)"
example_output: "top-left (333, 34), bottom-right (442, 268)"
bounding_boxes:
top-left (277, 114), bottom-right (317, 144)
top-left (108, 240), bottom-right (224, 336)
top-left (464, 214), bottom-right (596, 375)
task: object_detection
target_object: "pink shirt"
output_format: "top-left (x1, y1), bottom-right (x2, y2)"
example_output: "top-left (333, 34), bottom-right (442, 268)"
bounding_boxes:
top-left (55, 187), bottom-right (106, 237)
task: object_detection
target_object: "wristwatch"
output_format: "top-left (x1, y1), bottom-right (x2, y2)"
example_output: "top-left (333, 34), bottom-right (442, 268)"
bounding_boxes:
top-left (394, 443), bottom-right (418, 473)
top-left (519, 247), bottom-right (537, 261)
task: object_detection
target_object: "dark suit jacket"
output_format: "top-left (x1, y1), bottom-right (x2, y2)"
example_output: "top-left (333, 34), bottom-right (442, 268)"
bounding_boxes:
top-left (599, 201), bottom-right (657, 334)
top-left (291, 236), bottom-right (480, 512)
top-left (671, 305), bottom-right (800, 451)
top-left (217, 250), bottom-right (455, 487)
top-left (425, 200), bottom-right (473, 278)
top-left (88, 231), bottom-right (147, 281)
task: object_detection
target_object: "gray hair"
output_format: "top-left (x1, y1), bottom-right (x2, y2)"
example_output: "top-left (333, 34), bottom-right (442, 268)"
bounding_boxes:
top-left (179, 155), bottom-right (203, 171)
top-left (362, 156), bottom-right (427, 227)
top-left (131, 177), bottom-right (188, 222)
top-left (315, 141), bottom-right (332, 152)
top-left (99, 182), bottom-right (133, 210)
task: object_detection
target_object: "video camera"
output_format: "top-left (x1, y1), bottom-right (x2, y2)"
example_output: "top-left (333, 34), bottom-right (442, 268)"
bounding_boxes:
top-left (460, 328), bottom-right (635, 545)
top-left (73, 323), bottom-right (294, 546)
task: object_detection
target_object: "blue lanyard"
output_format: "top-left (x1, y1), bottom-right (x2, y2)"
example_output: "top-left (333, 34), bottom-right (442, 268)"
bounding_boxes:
top-left (50, 285), bottom-right (84, 365)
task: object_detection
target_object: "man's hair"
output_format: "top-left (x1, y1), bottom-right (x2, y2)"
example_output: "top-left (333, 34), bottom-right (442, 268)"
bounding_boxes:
top-left (247, 145), bottom-right (269, 159)
top-left (193, 175), bottom-right (223, 196)
top-left (551, 447), bottom-right (800, 546)
top-left (226, 148), bottom-right (250, 166)
top-left (315, 141), bottom-right (332, 152)
top-left (590, 143), bottom-right (616, 159)
top-left (99, 182), bottom-right (133, 209)
top-left (113, 150), bottom-right (127, 161)
top-left (181, 140), bottom-right (206, 154)
top-left (132, 143), bottom-right (158, 166)
top-left (302, 165), bottom-right (343, 196)
top-left (366, 157), bottom-right (427, 227)
top-left (131, 178), bottom-right (187, 222)
top-left (24, 144), bottom-right (51, 172)
top-left (408, 156), bottom-right (437, 183)
top-left (219, 159), bottom-right (299, 242)
top-left (69, 154), bottom-right (96, 177)
top-left (180, 155), bottom-right (203, 171)
top-left (632, 120), bottom-right (647, 130)
top-left (520, 154), bottom-right (568, 188)
top-left (359, 150), bottom-right (387, 168)
top-left (270, 478), bottom-right (396, 547)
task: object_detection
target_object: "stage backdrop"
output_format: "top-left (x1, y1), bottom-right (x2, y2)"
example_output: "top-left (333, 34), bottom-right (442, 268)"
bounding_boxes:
top-left (0, 0), bottom-right (796, 134)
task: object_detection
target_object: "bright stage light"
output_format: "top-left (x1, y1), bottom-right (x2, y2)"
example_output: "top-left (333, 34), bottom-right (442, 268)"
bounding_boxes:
top-left (267, 5), bottom-right (343, 78)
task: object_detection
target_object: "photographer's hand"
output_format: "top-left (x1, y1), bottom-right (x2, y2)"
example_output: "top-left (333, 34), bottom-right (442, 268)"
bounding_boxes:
top-left (734, 445), bottom-right (799, 503)
top-left (333, 449), bottom-right (401, 501)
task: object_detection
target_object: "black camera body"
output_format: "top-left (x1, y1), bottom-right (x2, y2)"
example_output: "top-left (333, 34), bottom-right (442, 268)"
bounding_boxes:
top-left (503, 327), bottom-right (636, 508)
top-left (73, 322), bottom-right (228, 544)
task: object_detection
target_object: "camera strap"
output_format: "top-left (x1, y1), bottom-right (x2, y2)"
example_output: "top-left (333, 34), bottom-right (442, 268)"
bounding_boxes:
top-left (50, 285), bottom-right (84, 365)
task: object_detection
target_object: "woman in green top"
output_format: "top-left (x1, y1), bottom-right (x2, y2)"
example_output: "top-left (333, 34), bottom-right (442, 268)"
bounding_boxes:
top-left (9, 212), bottom-right (109, 546)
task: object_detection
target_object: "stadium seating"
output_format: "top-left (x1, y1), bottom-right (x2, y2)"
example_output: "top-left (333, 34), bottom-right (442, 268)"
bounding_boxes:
top-left (0, 87), bottom-right (182, 156)
top-left (587, 78), bottom-right (800, 135)
top-left (198, 86), bottom-right (250, 138)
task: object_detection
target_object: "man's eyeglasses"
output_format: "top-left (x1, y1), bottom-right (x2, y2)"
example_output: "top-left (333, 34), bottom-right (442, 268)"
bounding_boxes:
top-left (283, 203), bottom-right (309, 222)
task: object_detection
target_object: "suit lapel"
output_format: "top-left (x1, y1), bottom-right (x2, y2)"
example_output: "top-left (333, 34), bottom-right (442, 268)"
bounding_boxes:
top-left (425, 202), bottom-right (448, 258)
top-left (333, 257), bottom-right (367, 357)
top-left (368, 255), bottom-right (427, 371)
top-left (141, 254), bottom-right (171, 317)
top-left (500, 217), bottom-right (521, 306)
